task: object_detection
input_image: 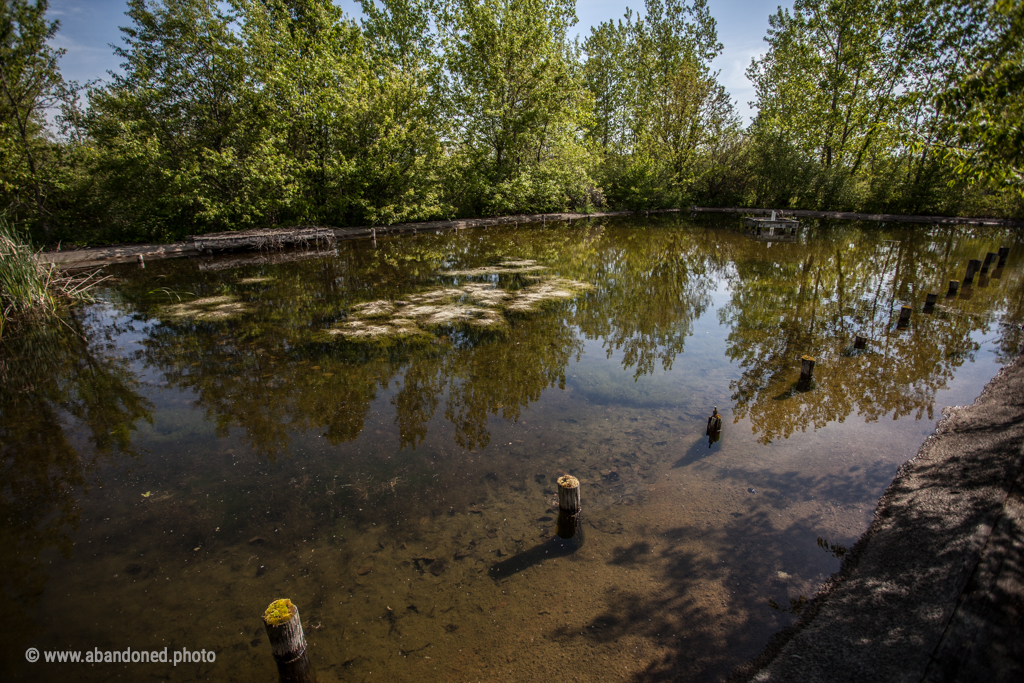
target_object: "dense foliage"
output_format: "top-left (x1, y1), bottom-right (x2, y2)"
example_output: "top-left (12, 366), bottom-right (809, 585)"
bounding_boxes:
top-left (0, 0), bottom-right (1021, 245)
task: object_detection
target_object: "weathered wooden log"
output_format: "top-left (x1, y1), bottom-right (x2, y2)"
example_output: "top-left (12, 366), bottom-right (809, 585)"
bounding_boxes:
top-left (998, 246), bottom-right (1009, 267)
top-left (799, 356), bottom-right (815, 389)
top-left (557, 475), bottom-right (580, 512)
top-left (193, 227), bottom-right (335, 253)
top-left (263, 599), bottom-right (316, 683)
top-left (964, 259), bottom-right (982, 284)
top-left (947, 280), bottom-right (960, 296)
top-left (555, 475), bottom-right (581, 540)
top-left (897, 305), bottom-right (912, 327)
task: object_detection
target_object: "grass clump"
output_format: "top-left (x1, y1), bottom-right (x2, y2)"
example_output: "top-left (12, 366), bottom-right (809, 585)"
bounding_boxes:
top-left (0, 219), bottom-right (102, 337)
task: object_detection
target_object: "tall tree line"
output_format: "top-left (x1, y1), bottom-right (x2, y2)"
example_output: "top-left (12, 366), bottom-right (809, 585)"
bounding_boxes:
top-left (0, 0), bottom-right (1021, 245)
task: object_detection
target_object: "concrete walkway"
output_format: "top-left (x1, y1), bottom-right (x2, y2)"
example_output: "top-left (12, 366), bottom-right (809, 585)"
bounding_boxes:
top-left (732, 354), bottom-right (1024, 682)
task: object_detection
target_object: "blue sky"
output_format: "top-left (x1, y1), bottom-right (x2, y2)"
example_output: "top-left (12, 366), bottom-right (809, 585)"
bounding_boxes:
top-left (47, 0), bottom-right (790, 123)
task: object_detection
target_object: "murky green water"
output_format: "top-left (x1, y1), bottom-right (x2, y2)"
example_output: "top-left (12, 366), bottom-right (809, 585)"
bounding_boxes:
top-left (3, 216), bottom-right (1022, 682)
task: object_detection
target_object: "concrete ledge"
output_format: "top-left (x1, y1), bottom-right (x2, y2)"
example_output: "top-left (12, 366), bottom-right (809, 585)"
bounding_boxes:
top-left (731, 353), bottom-right (1024, 682)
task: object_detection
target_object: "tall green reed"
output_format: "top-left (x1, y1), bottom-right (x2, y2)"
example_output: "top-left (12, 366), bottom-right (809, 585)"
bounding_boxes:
top-left (0, 219), bottom-right (102, 337)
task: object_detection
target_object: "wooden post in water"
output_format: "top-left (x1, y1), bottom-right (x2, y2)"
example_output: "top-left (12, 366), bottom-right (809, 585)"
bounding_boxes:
top-left (998, 247), bottom-right (1009, 267)
top-left (263, 599), bottom-right (316, 683)
top-left (555, 475), bottom-right (581, 540)
top-left (982, 252), bottom-right (998, 273)
top-left (854, 335), bottom-right (867, 349)
top-left (542, 215), bottom-right (546, 227)
top-left (964, 259), bottom-right (981, 284)
top-left (897, 305), bottom-right (912, 328)
top-left (947, 280), bottom-right (960, 297)
top-left (799, 356), bottom-right (815, 390)
top-left (136, 254), bottom-right (145, 268)
top-left (924, 293), bottom-right (937, 313)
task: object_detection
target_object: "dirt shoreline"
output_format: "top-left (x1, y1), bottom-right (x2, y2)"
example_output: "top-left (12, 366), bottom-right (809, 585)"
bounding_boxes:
top-left (730, 352), bottom-right (1024, 682)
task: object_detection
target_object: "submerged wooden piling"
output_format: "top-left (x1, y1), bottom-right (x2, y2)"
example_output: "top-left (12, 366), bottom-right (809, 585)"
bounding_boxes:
top-left (998, 246), bottom-right (1009, 267)
top-left (964, 259), bottom-right (982, 284)
top-left (947, 280), bottom-right (960, 296)
top-left (555, 475), bottom-right (581, 540)
top-left (982, 252), bottom-right (998, 273)
top-left (263, 599), bottom-right (316, 683)
top-left (136, 254), bottom-right (145, 268)
top-left (924, 293), bottom-right (937, 313)
top-left (799, 356), bottom-right (815, 389)
top-left (854, 335), bottom-right (867, 349)
top-left (897, 305), bottom-right (912, 327)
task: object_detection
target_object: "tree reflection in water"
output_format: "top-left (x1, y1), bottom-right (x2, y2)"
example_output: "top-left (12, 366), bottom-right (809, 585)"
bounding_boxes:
top-left (0, 308), bottom-right (152, 621)
top-left (99, 218), bottom-right (1024, 459)
top-left (719, 223), bottom-right (1023, 444)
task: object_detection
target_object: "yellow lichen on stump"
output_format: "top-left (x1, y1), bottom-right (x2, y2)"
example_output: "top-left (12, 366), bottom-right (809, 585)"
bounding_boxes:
top-left (263, 598), bottom-right (296, 626)
top-left (557, 475), bottom-right (579, 489)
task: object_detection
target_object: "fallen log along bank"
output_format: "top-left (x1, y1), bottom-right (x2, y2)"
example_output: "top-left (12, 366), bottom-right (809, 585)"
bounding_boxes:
top-left (38, 206), bottom-right (1021, 269)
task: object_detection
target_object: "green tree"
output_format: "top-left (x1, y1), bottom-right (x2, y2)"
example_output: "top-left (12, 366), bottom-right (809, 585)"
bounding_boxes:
top-left (439, 0), bottom-right (596, 215)
top-left (584, 0), bottom-right (738, 209)
top-left (936, 0), bottom-right (1024, 196)
top-left (0, 0), bottom-right (76, 239)
top-left (747, 0), bottom-right (931, 208)
top-left (87, 0), bottom-right (251, 240)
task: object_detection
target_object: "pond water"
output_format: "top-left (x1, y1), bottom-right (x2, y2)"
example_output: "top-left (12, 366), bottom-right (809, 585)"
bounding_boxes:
top-left (3, 216), bottom-right (1022, 682)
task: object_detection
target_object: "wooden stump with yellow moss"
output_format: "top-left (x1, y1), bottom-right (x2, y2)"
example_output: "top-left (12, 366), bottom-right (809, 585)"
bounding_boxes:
top-left (556, 475), bottom-right (582, 540)
top-left (263, 598), bottom-right (316, 683)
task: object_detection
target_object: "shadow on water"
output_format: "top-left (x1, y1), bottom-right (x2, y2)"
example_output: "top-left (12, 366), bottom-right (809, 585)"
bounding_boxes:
top-left (548, 501), bottom-right (845, 682)
top-left (672, 432), bottom-right (724, 468)
top-left (488, 531), bottom-right (584, 580)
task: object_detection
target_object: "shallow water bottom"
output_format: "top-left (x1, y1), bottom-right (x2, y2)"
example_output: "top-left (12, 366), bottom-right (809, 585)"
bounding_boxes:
top-left (17, 366), bottom-right (968, 682)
